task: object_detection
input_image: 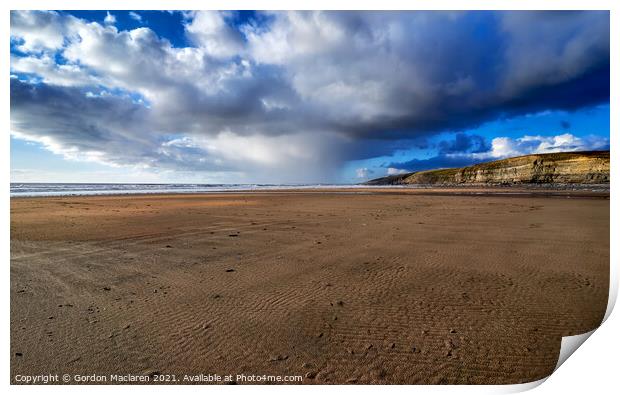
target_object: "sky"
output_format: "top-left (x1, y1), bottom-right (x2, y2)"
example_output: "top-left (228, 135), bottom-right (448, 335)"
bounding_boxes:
top-left (10, 10), bottom-right (610, 184)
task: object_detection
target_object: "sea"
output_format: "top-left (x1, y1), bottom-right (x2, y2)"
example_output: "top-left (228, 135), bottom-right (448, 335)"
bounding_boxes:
top-left (9, 183), bottom-right (377, 197)
top-left (10, 182), bottom-right (607, 197)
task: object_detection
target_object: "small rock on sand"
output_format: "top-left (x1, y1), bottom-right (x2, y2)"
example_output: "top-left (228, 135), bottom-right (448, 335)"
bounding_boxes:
top-left (225, 268), bottom-right (235, 272)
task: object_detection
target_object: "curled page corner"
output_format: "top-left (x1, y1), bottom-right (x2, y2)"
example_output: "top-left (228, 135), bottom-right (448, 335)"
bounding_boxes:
top-left (499, 377), bottom-right (548, 393)
top-left (554, 329), bottom-right (596, 372)
top-left (514, 282), bottom-right (616, 391)
top-left (497, 329), bottom-right (597, 394)
top-left (537, 264), bottom-right (620, 386)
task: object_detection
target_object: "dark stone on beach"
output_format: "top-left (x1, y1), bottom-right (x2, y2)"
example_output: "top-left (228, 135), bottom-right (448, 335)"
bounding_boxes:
top-left (225, 268), bottom-right (235, 272)
top-left (165, 245), bottom-right (173, 248)
top-left (228, 234), bottom-right (238, 237)
top-left (450, 329), bottom-right (457, 333)
top-left (15, 352), bottom-right (23, 357)
top-left (103, 286), bottom-right (111, 291)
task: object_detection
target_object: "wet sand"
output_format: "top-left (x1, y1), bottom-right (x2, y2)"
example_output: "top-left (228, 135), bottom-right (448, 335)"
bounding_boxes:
top-left (10, 189), bottom-right (609, 384)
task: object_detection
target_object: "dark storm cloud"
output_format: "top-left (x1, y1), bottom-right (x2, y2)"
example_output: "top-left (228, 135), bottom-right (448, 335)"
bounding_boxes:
top-left (438, 133), bottom-right (491, 155)
top-left (10, 10), bottom-right (610, 181)
top-left (385, 133), bottom-right (491, 172)
top-left (385, 156), bottom-right (481, 173)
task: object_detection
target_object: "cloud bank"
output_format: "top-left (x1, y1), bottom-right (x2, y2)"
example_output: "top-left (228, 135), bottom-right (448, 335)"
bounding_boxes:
top-left (10, 11), bottom-right (610, 182)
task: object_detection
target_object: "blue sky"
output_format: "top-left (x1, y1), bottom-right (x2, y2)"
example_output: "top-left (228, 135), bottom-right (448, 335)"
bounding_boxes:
top-left (10, 11), bottom-right (610, 183)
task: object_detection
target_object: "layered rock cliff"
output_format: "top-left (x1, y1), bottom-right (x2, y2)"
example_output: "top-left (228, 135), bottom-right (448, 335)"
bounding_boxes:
top-left (364, 151), bottom-right (610, 185)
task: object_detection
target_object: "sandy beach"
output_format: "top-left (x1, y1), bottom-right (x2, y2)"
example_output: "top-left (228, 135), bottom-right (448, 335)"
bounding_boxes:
top-left (10, 189), bottom-right (609, 384)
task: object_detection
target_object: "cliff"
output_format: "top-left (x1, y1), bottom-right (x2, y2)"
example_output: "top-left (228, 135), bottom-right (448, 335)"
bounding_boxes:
top-left (364, 151), bottom-right (610, 185)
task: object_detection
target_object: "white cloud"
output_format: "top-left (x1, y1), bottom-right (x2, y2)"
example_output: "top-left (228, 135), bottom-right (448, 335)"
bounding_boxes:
top-left (10, 54), bottom-right (97, 86)
top-left (129, 12), bottom-right (143, 23)
top-left (184, 11), bottom-right (244, 58)
top-left (387, 167), bottom-right (408, 175)
top-left (477, 133), bottom-right (609, 160)
top-left (104, 12), bottom-right (116, 25)
top-left (10, 11), bottom-right (75, 52)
top-left (356, 168), bottom-right (372, 179)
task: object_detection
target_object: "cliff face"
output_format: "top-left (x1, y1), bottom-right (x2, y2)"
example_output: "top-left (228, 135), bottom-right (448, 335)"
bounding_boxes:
top-left (365, 151), bottom-right (610, 185)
